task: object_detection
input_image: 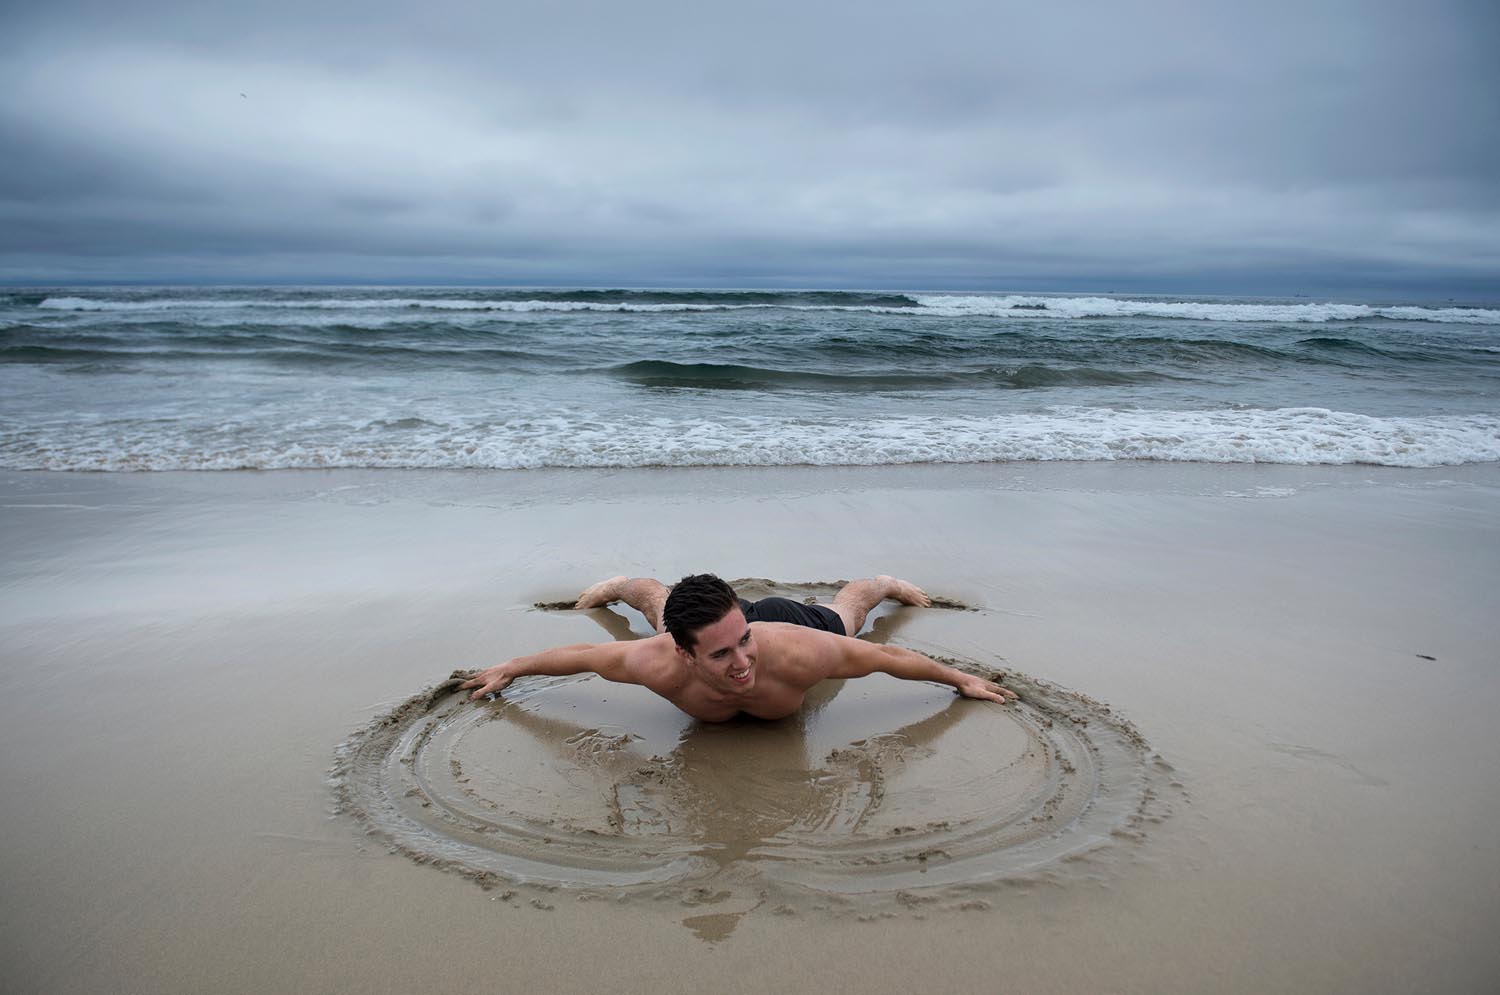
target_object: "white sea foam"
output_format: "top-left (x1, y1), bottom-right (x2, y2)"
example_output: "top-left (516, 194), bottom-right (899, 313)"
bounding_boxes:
top-left (34, 295), bottom-right (1500, 324)
top-left (5, 408), bottom-right (1497, 471)
top-left (35, 296), bottom-right (818, 315)
top-left (913, 295), bottom-right (1500, 325)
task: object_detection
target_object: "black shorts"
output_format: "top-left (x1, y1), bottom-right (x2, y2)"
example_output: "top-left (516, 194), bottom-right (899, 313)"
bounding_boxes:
top-left (738, 597), bottom-right (847, 636)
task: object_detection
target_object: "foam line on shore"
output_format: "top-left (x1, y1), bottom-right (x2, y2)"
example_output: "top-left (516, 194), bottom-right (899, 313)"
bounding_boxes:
top-left (7, 407), bottom-right (1497, 470)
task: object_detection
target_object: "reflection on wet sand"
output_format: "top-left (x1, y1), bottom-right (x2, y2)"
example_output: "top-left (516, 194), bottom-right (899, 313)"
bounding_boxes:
top-left (497, 673), bottom-right (973, 874)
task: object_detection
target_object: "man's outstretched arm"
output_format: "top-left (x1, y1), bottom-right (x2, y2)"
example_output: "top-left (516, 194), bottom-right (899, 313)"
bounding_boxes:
top-left (460, 641), bottom-right (641, 701)
top-left (825, 637), bottom-right (1017, 704)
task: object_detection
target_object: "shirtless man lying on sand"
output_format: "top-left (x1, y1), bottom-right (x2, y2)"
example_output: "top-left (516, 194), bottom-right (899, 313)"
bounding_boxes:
top-left (461, 573), bottom-right (1018, 722)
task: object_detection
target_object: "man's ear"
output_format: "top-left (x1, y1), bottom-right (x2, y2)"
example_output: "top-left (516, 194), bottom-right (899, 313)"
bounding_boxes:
top-left (673, 642), bottom-right (695, 665)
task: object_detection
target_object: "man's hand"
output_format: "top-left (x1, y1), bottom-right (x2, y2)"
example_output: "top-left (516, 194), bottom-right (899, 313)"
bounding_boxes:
top-left (460, 662), bottom-right (517, 701)
top-left (953, 673), bottom-right (1019, 704)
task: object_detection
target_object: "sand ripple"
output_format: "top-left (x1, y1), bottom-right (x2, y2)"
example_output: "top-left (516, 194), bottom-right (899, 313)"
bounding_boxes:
top-left (333, 654), bottom-right (1170, 902)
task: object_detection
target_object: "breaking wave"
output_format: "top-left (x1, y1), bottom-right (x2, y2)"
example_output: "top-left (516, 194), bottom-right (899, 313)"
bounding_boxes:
top-left (5, 408), bottom-right (1496, 471)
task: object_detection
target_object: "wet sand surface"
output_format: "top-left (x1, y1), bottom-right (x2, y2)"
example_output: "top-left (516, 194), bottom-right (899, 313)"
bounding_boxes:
top-left (336, 644), bottom-right (1166, 907)
top-left (2, 462), bottom-right (1498, 993)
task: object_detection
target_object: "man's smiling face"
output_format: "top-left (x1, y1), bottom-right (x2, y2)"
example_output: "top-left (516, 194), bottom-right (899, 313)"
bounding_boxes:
top-left (679, 606), bottom-right (758, 692)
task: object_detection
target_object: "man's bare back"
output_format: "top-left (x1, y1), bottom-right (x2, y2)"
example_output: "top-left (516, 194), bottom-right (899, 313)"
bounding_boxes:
top-left (461, 574), bottom-right (1017, 720)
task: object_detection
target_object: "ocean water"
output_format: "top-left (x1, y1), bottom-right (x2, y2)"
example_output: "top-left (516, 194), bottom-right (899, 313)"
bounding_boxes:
top-left (2, 287), bottom-right (1498, 470)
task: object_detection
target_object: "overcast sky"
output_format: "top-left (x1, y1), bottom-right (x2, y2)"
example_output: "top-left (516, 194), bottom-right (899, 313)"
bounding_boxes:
top-left (2, 0), bottom-right (1496, 295)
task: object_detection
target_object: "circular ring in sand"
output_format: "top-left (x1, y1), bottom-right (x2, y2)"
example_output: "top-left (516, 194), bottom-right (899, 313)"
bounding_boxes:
top-left (333, 655), bottom-right (1169, 898)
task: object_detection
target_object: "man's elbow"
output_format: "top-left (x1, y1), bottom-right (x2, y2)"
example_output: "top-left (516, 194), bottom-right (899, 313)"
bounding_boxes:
top-left (835, 644), bottom-right (895, 680)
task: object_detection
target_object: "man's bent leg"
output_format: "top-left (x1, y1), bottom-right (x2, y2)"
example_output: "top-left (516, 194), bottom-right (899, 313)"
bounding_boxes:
top-left (826, 575), bottom-right (931, 636)
top-left (574, 576), bottom-right (670, 633)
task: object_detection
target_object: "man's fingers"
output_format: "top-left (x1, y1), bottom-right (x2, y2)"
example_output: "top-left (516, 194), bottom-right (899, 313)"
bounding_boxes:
top-left (983, 679), bottom-right (1017, 699)
top-left (979, 682), bottom-right (1018, 704)
top-left (467, 674), bottom-right (515, 700)
top-left (958, 680), bottom-right (1015, 704)
top-left (460, 673), bottom-right (498, 692)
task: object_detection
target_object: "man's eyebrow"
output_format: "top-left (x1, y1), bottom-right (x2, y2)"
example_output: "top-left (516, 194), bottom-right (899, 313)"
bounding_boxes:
top-left (709, 629), bottom-right (751, 658)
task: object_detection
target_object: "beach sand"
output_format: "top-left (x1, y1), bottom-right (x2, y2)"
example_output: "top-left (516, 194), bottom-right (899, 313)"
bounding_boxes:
top-left (1, 462), bottom-right (1497, 993)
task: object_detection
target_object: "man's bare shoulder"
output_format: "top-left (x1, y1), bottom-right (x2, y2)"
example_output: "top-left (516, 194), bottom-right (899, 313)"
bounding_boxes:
top-left (751, 621), bottom-right (850, 684)
top-left (752, 620), bottom-right (848, 650)
top-left (620, 633), bottom-right (691, 692)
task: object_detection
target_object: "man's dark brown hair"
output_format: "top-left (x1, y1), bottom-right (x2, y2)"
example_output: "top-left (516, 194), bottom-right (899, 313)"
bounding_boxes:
top-left (662, 573), bottom-right (739, 650)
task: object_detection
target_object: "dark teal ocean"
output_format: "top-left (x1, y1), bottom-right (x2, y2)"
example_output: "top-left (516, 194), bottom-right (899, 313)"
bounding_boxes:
top-left (2, 287), bottom-right (1498, 470)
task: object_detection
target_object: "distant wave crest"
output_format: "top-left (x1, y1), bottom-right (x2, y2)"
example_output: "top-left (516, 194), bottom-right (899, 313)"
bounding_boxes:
top-left (33, 293), bottom-right (1500, 324)
top-left (914, 295), bottom-right (1500, 325)
top-left (606, 360), bottom-right (1173, 391)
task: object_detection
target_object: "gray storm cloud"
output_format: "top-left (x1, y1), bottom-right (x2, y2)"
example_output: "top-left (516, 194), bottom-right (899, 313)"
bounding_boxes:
top-left (1, 0), bottom-right (1496, 293)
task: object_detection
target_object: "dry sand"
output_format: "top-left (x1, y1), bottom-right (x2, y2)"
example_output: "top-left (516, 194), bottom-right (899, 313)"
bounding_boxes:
top-left (1, 462), bottom-right (1498, 993)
